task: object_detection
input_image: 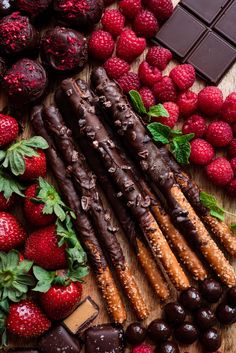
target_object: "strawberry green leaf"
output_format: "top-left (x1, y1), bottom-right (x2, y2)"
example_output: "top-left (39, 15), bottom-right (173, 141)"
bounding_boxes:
top-left (129, 90), bottom-right (147, 115)
top-left (32, 266), bottom-right (55, 293)
top-left (24, 136), bottom-right (49, 149)
top-left (147, 122), bottom-right (171, 144)
top-left (147, 104), bottom-right (169, 118)
top-left (0, 169), bottom-right (25, 199)
top-left (200, 191), bottom-right (225, 221)
top-left (0, 151), bottom-right (6, 162)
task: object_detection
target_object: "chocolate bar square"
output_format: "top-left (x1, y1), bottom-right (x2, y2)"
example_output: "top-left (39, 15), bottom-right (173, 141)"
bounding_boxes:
top-left (85, 324), bottom-right (124, 353)
top-left (187, 31), bottom-right (236, 84)
top-left (39, 326), bottom-right (81, 353)
top-left (214, 1), bottom-right (236, 45)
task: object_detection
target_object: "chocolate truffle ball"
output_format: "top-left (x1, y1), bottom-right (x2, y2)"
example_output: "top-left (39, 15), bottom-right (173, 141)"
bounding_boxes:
top-left (200, 279), bottom-right (223, 303)
top-left (125, 322), bottom-right (146, 345)
top-left (3, 58), bottom-right (47, 106)
top-left (53, 0), bottom-right (104, 30)
top-left (179, 287), bottom-right (202, 311)
top-left (216, 303), bottom-right (236, 325)
top-left (164, 302), bottom-right (186, 327)
top-left (41, 27), bottom-right (87, 72)
top-left (200, 328), bottom-right (221, 352)
top-left (0, 0), bottom-right (15, 16)
top-left (227, 286), bottom-right (236, 307)
top-left (16, 0), bottom-right (52, 17)
top-left (156, 341), bottom-right (180, 353)
top-left (195, 308), bottom-right (217, 330)
top-left (0, 12), bottom-right (38, 56)
top-left (174, 322), bottom-right (198, 345)
top-left (148, 319), bottom-right (171, 343)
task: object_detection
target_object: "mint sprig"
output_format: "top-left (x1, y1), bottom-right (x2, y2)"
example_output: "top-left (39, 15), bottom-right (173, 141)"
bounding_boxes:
top-left (200, 191), bottom-right (236, 222)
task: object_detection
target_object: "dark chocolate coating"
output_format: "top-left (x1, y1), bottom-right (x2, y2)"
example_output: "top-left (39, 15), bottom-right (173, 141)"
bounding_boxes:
top-left (125, 322), bottom-right (146, 345)
top-left (227, 286), bottom-right (236, 307)
top-left (216, 303), bottom-right (236, 325)
top-left (179, 287), bottom-right (202, 311)
top-left (41, 27), bottom-right (88, 72)
top-left (174, 322), bottom-right (198, 345)
top-left (0, 0), bottom-right (15, 16)
top-left (39, 325), bottom-right (81, 353)
top-left (164, 302), bottom-right (186, 327)
top-left (85, 324), bottom-right (125, 353)
top-left (147, 319), bottom-right (171, 343)
top-left (16, 0), bottom-right (52, 17)
top-left (200, 328), bottom-right (221, 352)
top-left (156, 341), bottom-right (180, 353)
top-left (8, 350), bottom-right (39, 353)
top-left (200, 279), bottom-right (223, 303)
top-left (195, 307), bottom-right (217, 330)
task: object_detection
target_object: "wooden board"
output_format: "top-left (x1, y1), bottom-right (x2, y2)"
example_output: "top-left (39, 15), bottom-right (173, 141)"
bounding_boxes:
top-left (2, 0), bottom-right (236, 351)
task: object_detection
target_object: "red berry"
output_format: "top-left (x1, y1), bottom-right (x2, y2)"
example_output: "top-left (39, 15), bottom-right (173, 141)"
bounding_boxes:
top-left (170, 64), bottom-right (195, 91)
top-left (101, 9), bottom-right (125, 38)
top-left (146, 46), bottom-right (172, 71)
top-left (132, 344), bottom-right (154, 353)
top-left (232, 123), bottom-right (236, 135)
top-left (228, 138), bottom-right (236, 158)
top-left (182, 115), bottom-right (207, 138)
top-left (177, 90), bottom-right (198, 117)
top-left (152, 102), bottom-right (179, 128)
top-left (206, 157), bottom-right (234, 186)
top-left (104, 57), bottom-right (130, 79)
top-left (190, 139), bottom-right (214, 166)
top-left (221, 92), bottom-right (236, 124)
top-left (206, 121), bottom-right (233, 147)
top-left (88, 30), bottom-right (114, 62)
top-left (116, 72), bottom-right (140, 93)
top-left (103, 0), bottom-right (115, 5)
top-left (138, 61), bottom-right (162, 87)
top-left (0, 113), bottom-right (19, 147)
top-left (144, 0), bottom-right (173, 22)
top-left (139, 87), bottom-right (155, 109)
top-left (0, 192), bottom-right (15, 211)
top-left (133, 10), bottom-right (159, 38)
top-left (0, 212), bottom-right (27, 251)
top-left (198, 86), bottom-right (224, 116)
top-left (21, 149), bottom-right (47, 180)
top-left (116, 28), bottom-right (146, 63)
top-left (153, 76), bottom-right (177, 102)
top-left (227, 179), bottom-right (236, 197)
top-left (119, 0), bottom-right (142, 19)
top-left (230, 157), bottom-right (236, 176)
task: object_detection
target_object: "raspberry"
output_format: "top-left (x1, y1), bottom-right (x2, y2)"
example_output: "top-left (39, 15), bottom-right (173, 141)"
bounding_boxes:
top-left (177, 90), bottom-right (198, 117)
top-left (152, 102), bottom-right (179, 128)
top-left (88, 30), bottom-right (114, 62)
top-left (221, 92), bottom-right (236, 124)
top-left (138, 61), bottom-right (162, 87)
top-left (101, 10), bottom-right (125, 38)
top-left (228, 138), bottom-right (236, 158)
top-left (198, 86), bottom-right (224, 116)
top-left (169, 64), bottom-right (195, 91)
top-left (104, 57), bottom-right (130, 79)
top-left (132, 344), bottom-right (154, 353)
top-left (227, 179), bottom-right (236, 197)
top-left (190, 138), bottom-right (214, 165)
top-left (139, 87), bottom-right (155, 109)
top-left (146, 46), bottom-right (172, 71)
top-left (117, 72), bottom-right (140, 93)
top-left (116, 29), bottom-right (146, 63)
top-left (119, 0), bottom-right (142, 19)
top-left (153, 76), bottom-right (177, 103)
top-left (182, 114), bottom-right (207, 138)
top-left (206, 157), bottom-right (234, 186)
top-left (231, 157), bottom-right (236, 176)
top-left (133, 10), bottom-right (159, 38)
top-left (206, 121), bottom-right (233, 147)
top-left (144, 0), bottom-right (173, 22)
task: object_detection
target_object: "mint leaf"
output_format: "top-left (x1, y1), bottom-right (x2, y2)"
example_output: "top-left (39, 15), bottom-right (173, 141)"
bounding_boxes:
top-left (129, 90), bottom-right (147, 115)
top-left (231, 224), bottom-right (236, 233)
top-left (200, 191), bottom-right (225, 221)
top-left (147, 122), bottom-right (171, 144)
top-left (147, 104), bottom-right (169, 118)
top-left (170, 133), bottom-right (195, 165)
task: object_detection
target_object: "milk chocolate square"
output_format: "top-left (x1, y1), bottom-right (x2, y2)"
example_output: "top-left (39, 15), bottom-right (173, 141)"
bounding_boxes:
top-left (214, 1), bottom-right (236, 45)
top-left (39, 326), bottom-right (81, 353)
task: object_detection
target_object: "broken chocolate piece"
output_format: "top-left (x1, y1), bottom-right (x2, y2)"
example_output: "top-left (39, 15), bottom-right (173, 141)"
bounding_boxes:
top-left (85, 324), bottom-right (125, 353)
top-left (63, 296), bottom-right (99, 334)
top-left (214, 1), bottom-right (236, 45)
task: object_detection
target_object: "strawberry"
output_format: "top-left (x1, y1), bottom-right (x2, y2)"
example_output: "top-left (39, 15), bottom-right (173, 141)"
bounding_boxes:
top-left (116, 29), bottom-right (146, 63)
top-left (0, 192), bottom-right (15, 211)
top-left (21, 149), bottom-right (47, 180)
top-left (6, 299), bottom-right (51, 337)
top-left (40, 282), bottom-right (82, 320)
top-left (0, 212), bottom-right (27, 251)
top-left (0, 113), bottom-right (19, 148)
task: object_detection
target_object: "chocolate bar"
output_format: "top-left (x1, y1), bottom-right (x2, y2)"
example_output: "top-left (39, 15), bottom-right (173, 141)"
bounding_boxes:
top-left (63, 296), bottom-right (99, 334)
top-left (153, 0), bottom-right (236, 84)
top-left (85, 324), bottom-right (125, 353)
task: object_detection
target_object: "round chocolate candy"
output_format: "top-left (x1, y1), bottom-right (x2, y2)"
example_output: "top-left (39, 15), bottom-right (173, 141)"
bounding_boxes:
top-left (216, 303), bottom-right (236, 325)
top-left (179, 287), bottom-right (202, 311)
top-left (164, 302), bottom-right (186, 327)
top-left (16, 0), bottom-right (52, 17)
top-left (200, 328), bottom-right (221, 351)
top-left (174, 322), bottom-right (198, 345)
top-left (195, 308), bottom-right (216, 330)
top-left (156, 341), bottom-right (180, 353)
top-left (0, 0), bottom-right (15, 16)
top-left (148, 319), bottom-right (171, 342)
top-left (200, 279), bottom-right (223, 303)
top-left (227, 286), bottom-right (236, 307)
top-left (125, 322), bottom-right (146, 345)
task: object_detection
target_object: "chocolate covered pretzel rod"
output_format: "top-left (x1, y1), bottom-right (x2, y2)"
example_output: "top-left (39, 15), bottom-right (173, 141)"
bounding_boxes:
top-left (57, 78), bottom-right (190, 291)
top-left (159, 147), bottom-right (236, 257)
top-left (91, 67), bottom-right (236, 287)
top-left (42, 105), bottom-right (148, 320)
top-left (31, 105), bottom-right (126, 324)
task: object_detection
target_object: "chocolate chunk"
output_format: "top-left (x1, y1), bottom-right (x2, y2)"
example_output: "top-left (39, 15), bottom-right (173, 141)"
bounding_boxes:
top-left (39, 325), bottom-right (82, 353)
top-left (214, 1), bottom-right (236, 45)
top-left (63, 296), bottom-right (99, 334)
top-left (85, 324), bottom-right (125, 353)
